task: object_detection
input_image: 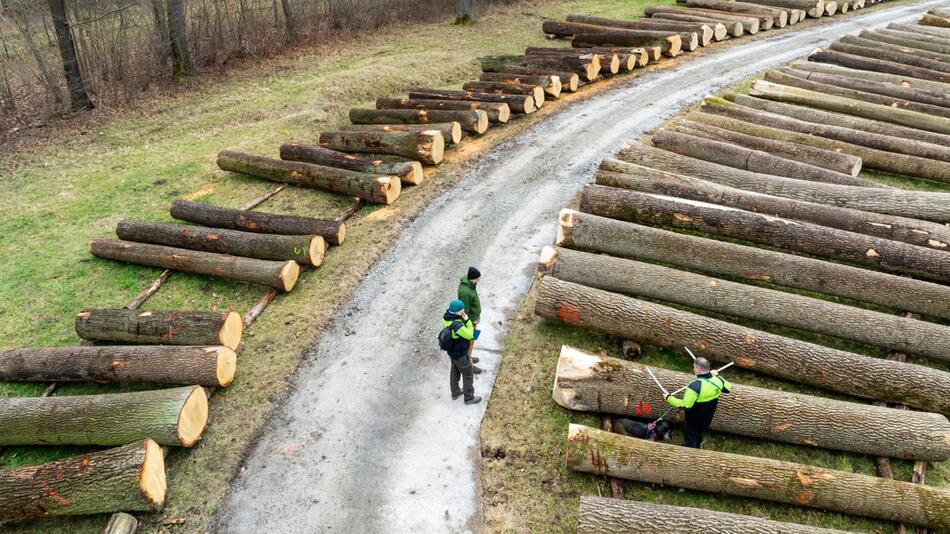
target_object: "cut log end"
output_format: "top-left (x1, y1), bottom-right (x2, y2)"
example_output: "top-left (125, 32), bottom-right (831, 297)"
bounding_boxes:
top-left (538, 245), bottom-right (558, 271)
top-left (139, 439), bottom-right (167, 509)
top-left (220, 311), bottom-right (244, 350)
top-left (564, 74), bottom-right (580, 92)
top-left (380, 175), bottom-right (402, 204)
top-left (497, 104), bottom-right (512, 123)
top-left (215, 346), bottom-right (238, 387)
top-left (334, 223), bottom-right (347, 246)
top-left (557, 209), bottom-right (577, 245)
top-left (476, 111), bottom-right (490, 134)
top-left (280, 261), bottom-right (301, 292)
top-left (424, 130), bottom-right (446, 165)
top-left (308, 236), bottom-right (327, 267)
top-left (405, 161), bottom-right (425, 185)
top-left (449, 122), bottom-right (463, 143)
top-left (825, 1), bottom-right (837, 14)
top-left (523, 96), bottom-right (538, 114)
top-left (176, 386), bottom-right (209, 447)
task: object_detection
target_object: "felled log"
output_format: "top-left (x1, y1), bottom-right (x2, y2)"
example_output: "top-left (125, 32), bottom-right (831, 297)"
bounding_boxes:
top-left (652, 12), bottom-right (744, 37)
top-left (75, 308), bottom-right (242, 350)
top-left (0, 386), bottom-right (207, 447)
top-left (595, 162), bottom-right (950, 249)
top-left (479, 54), bottom-right (599, 82)
top-left (565, 14), bottom-right (718, 44)
top-left (90, 239), bottom-right (300, 292)
top-left (890, 22), bottom-right (950, 40)
top-left (375, 97), bottom-right (511, 123)
top-left (784, 63), bottom-right (950, 109)
top-left (556, 46), bottom-right (650, 67)
top-left (407, 87), bottom-right (537, 114)
top-left (103, 512), bottom-right (139, 534)
top-left (571, 30), bottom-right (684, 57)
top-left (863, 29), bottom-right (950, 56)
top-left (341, 123), bottom-right (462, 146)
top-left (524, 47), bottom-right (629, 73)
top-left (578, 498), bottom-right (857, 534)
top-left (920, 13), bottom-right (950, 29)
top-left (749, 79), bottom-right (950, 135)
top-left (739, 0), bottom-right (824, 17)
top-left (497, 66), bottom-right (581, 92)
top-left (566, 425), bottom-right (950, 528)
top-left (524, 50), bottom-right (616, 75)
top-left (551, 345), bottom-right (950, 459)
top-left (557, 209), bottom-right (950, 321)
top-left (170, 198), bottom-right (345, 245)
top-left (461, 81), bottom-right (545, 108)
top-left (673, 119), bottom-right (863, 175)
top-left (478, 72), bottom-right (563, 96)
top-left (645, 5), bottom-right (760, 33)
top-left (824, 0), bottom-right (838, 14)
top-left (650, 129), bottom-right (876, 186)
top-left (277, 142), bottom-right (422, 185)
top-left (318, 129), bottom-right (444, 165)
top-left (579, 184), bottom-right (950, 283)
top-left (0, 345), bottom-right (236, 387)
top-left (348, 107), bottom-right (488, 135)
top-left (616, 141), bottom-right (950, 222)
top-left (810, 48), bottom-right (950, 84)
top-left (544, 244), bottom-right (950, 360)
top-left (0, 440), bottom-right (165, 523)
top-left (686, 0), bottom-right (787, 26)
top-left (522, 49), bottom-right (605, 76)
top-left (838, 34), bottom-right (950, 65)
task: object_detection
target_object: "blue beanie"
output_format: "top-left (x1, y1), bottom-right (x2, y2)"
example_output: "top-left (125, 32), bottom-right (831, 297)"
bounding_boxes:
top-left (448, 299), bottom-right (465, 313)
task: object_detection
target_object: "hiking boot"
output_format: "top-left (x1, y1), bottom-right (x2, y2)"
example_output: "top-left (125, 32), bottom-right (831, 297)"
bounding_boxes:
top-left (472, 357), bottom-right (480, 364)
top-left (452, 392), bottom-right (462, 400)
top-left (473, 366), bottom-right (484, 375)
top-left (464, 396), bottom-right (482, 405)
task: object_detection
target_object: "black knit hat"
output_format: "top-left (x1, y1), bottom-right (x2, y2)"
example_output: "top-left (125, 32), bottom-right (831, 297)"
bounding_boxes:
top-left (467, 266), bottom-right (481, 280)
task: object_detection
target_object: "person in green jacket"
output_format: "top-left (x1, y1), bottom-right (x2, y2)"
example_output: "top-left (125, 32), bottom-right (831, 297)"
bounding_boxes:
top-left (442, 299), bottom-right (481, 404)
top-left (457, 267), bottom-right (483, 374)
top-left (665, 357), bottom-right (732, 448)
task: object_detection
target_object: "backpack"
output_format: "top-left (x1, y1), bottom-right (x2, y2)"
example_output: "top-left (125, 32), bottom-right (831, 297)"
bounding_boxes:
top-left (438, 320), bottom-right (464, 353)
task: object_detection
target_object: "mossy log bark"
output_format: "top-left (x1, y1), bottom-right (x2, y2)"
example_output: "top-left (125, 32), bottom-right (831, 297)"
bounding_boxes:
top-left (478, 72), bottom-right (563, 96)
top-left (551, 345), bottom-right (950, 460)
top-left (566, 425), bottom-right (950, 528)
top-left (340, 123), bottom-right (462, 146)
top-left (90, 239), bottom-right (300, 292)
top-left (217, 150), bottom-right (400, 204)
top-left (318, 129), bottom-right (444, 166)
top-left (0, 440), bottom-right (165, 523)
top-left (170, 199), bottom-right (345, 245)
top-left (652, 13), bottom-right (744, 37)
top-left (579, 184), bottom-right (950, 283)
top-left (75, 308), bottom-right (242, 350)
top-left (408, 87), bottom-right (537, 113)
top-left (557, 209), bottom-right (950, 320)
top-left (0, 386), bottom-right (207, 447)
top-left (809, 48), bottom-right (950, 84)
top-left (375, 97), bottom-right (512, 123)
top-left (578, 497), bottom-right (857, 534)
top-left (277, 142), bottom-right (423, 185)
top-left (573, 30), bottom-right (687, 56)
top-left (348, 108), bottom-right (488, 134)
top-left (685, 0), bottom-right (787, 26)
top-left (461, 81), bottom-right (546, 108)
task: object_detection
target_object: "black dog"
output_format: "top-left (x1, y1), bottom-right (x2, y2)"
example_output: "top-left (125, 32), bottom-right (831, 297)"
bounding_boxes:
top-left (611, 417), bottom-right (672, 442)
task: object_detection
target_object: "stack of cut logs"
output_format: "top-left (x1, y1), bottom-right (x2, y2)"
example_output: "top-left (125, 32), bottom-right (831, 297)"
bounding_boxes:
top-left (537, 13), bottom-right (950, 534)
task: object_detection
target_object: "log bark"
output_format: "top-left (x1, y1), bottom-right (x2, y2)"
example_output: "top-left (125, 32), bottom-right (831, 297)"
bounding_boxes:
top-left (0, 345), bottom-right (236, 387)
top-left (0, 440), bottom-right (165, 523)
top-left (277, 142), bottom-right (422, 185)
top-left (566, 425), bottom-right (950, 528)
top-left (838, 34), bottom-right (950, 65)
top-left (594, 162), bottom-right (950, 249)
top-left (318, 129), bottom-right (444, 166)
top-left (749, 79), bottom-right (950, 135)
top-left (577, 497), bottom-right (857, 534)
top-left (103, 512), bottom-right (138, 534)
top-left (217, 149), bottom-right (401, 203)
top-left (461, 81), bottom-right (545, 108)
top-left (921, 13), bottom-right (950, 29)
top-left (551, 345), bottom-right (950, 459)
top-left (565, 15), bottom-right (717, 45)
top-left (861, 29), bottom-right (950, 57)
top-left (570, 30), bottom-right (684, 57)
top-left (783, 63), bottom-right (950, 109)
top-left (90, 239), bottom-right (300, 292)
top-left (615, 141), bottom-right (950, 222)
top-left (543, 244), bottom-right (950, 360)
top-left (686, 0), bottom-right (787, 26)
top-left (790, 59), bottom-right (950, 94)
top-left (557, 209), bottom-right (950, 322)
top-left (375, 97), bottom-right (512, 123)
top-left (652, 13), bottom-right (744, 37)
top-left (644, 5), bottom-right (760, 33)
top-left (407, 87), bottom-right (536, 113)
top-left (340, 123), bottom-right (462, 146)
top-left (810, 48), bottom-right (950, 84)
top-left (579, 184), bottom-right (950, 283)
top-left (673, 118), bottom-right (863, 175)
top-left (115, 219), bottom-right (324, 267)
top-left (479, 54), bottom-right (599, 82)
top-left (169, 199), bottom-right (345, 245)
top-left (0, 386), bottom-right (207, 447)
top-left (478, 72), bottom-right (562, 96)
top-left (651, 129), bottom-right (876, 186)
top-left (523, 47), bottom-right (626, 74)
top-left (739, 0), bottom-right (824, 18)
top-left (75, 308), bottom-right (242, 350)
top-left (890, 22), bottom-right (950, 40)
top-left (496, 66), bottom-right (581, 92)
top-left (348, 107), bottom-right (488, 134)
top-left (555, 46), bottom-right (649, 67)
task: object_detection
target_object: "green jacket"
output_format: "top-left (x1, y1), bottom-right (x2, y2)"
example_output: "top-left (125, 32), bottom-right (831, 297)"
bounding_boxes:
top-left (666, 374), bottom-right (732, 409)
top-left (457, 277), bottom-right (481, 324)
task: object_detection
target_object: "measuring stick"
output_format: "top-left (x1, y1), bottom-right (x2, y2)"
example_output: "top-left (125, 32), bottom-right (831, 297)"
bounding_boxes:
top-left (665, 362), bottom-right (736, 398)
top-left (684, 346), bottom-right (696, 360)
top-left (645, 367), bottom-right (670, 397)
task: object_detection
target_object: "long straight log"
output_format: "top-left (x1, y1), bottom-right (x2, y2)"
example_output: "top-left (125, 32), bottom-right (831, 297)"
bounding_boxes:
top-left (217, 150), bottom-right (400, 204)
top-left (615, 142), bottom-right (950, 221)
top-left (783, 64), bottom-right (950, 109)
top-left (650, 129), bottom-right (876, 186)
top-left (739, 0), bottom-right (824, 17)
top-left (790, 60), bottom-right (950, 94)
top-left (551, 345), bottom-right (950, 459)
top-left (838, 34), bottom-right (950, 66)
top-left (565, 14), bottom-right (722, 43)
top-left (686, 0), bottom-right (787, 26)
top-left (557, 209), bottom-right (950, 321)
top-left (461, 81), bottom-right (545, 107)
top-left (921, 13), bottom-right (950, 29)
top-left (566, 425), bottom-right (950, 528)
top-left (810, 48), bottom-right (950, 84)
top-left (348, 108), bottom-right (488, 134)
top-left (880, 27), bottom-right (950, 49)
top-left (0, 440), bottom-right (165, 523)
top-left (679, 6), bottom-right (769, 30)
top-left (0, 386), bottom-right (207, 447)
top-left (578, 497), bottom-right (857, 534)
top-left (90, 239), bottom-right (300, 292)
top-left (407, 87), bottom-right (536, 113)
top-left (318, 129), bottom-right (444, 166)
top-left (340, 123), bottom-right (462, 146)
top-left (579, 184), bottom-right (950, 283)
top-left (75, 308), bottom-right (242, 350)
top-left (544, 245), bottom-right (950, 359)
top-left (374, 97), bottom-right (511, 123)
top-left (169, 199), bottom-right (345, 245)
top-left (523, 47), bottom-right (625, 74)
top-left (496, 66), bottom-right (581, 92)
top-left (478, 72), bottom-right (562, 96)
top-left (571, 30), bottom-right (684, 57)
top-left (644, 5), bottom-right (760, 33)
top-left (890, 22), bottom-right (950, 40)
top-left (0, 345), bottom-right (236, 387)
top-left (652, 13), bottom-right (744, 37)
top-left (479, 54), bottom-right (599, 82)
top-left (276, 142), bottom-right (422, 185)
top-left (552, 45), bottom-right (649, 67)
top-left (861, 29), bottom-right (950, 57)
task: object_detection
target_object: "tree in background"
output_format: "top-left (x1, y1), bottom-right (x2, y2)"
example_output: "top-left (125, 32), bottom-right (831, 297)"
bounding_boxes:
top-left (454, 0), bottom-right (474, 25)
top-left (280, 0), bottom-right (296, 43)
top-left (166, 0), bottom-right (190, 81)
top-left (47, 0), bottom-right (93, 111)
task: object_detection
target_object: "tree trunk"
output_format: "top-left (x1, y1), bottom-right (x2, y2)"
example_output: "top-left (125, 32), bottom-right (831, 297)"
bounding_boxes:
top-left (552, 345), bottom-right (950, 459)
top-left (375, 97), bottom-right (512, 122)
top-left (0, 386), bottom-right (207, 447)
top-left (217, 150), bottom-right (401, 204)
top-left (564, 14), bottom-right (718, 45)
top-left (685, 0), bottom-right (787, 26)
top-left (810, 48), bottom-right (950, 84)
top-left (645, 5), bottom-right (761, 33)
top-left (494, 67), bottom-right (581, 92)
top-left (75, 308), bottom-right (242, 350)
top-left (594, 163), bottom-right (950, 249)
top-left (738, 0), bottom-right (824, 17)
top-left (461, 81), bottom-right (545, 108)
top-left (650, 129), bottom-right (876, 186)
top-left (860, 30), bottom-right (950, 58)
top-left (544, 245), bottom-right (950, 360)
top-left (47, 0), bottom-right (93, 111)
top-left (615, 141), bottom-right (950, 222)
top-left (783, 64), bottom-right (950, 109)
top-left (572, 30), bottom-right (687, 56)
top-left (103, 512), bottom-right (139, 534)
top-left (579, 184), bottom-right (950, 283)
top-left (408, 87), bottom-right (536, 113)
top-left (115, 219), bottom-right (324, 267)
top-left (169, 199), bottom-right (346, 245)
top-left (341, 123), bottom-right (462, 146)
top-left (150, 0), bottom-right (170, 61)
top-left (578, 497), bottom-right (857, 534)
top-left (478, 72), bottom-right (562, 96)
top-left (0, 345), bottom-right (236, 387)
top-left (278, 142), bottom-right (423, 185)
top-left (566, 425), bottom-right (950, 528)
top-left (557, 209), bottom-right (950, 321)
top-left (280, 0), bottom-right (296, 42)
top-left (349, 107), bottom-right (487, 134)
top-left (0, 440), bottom-right (165, 523)
top-left (90, 239), bottom-right (300, 292)
top-left (166, 0), bottom-right (190, 79)
top-left (318, 129), bottom-right (444, 165)
top-left (479, 55), bottom-right (598, 83)
top-left (652, 13), bottom-right (745, 37)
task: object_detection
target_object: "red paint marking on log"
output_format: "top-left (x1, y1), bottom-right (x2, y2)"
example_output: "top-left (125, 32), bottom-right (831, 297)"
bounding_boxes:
top-left (38, 479), bottom-right (71, 506)
top-left (160, 326), bottom-right (183, 341)
top-left (558, 303), bottom-right (580, 322)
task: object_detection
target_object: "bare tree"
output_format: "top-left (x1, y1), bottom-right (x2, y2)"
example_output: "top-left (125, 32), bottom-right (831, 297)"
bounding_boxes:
top-left (166, 0), bottom-right (189, 79)
top-left (280, 0), bottom-right (295, 42)
top-left (455, 0), bottom-right (474, 25)
top-left (48, 0), bottom-right (93, 111)
top-left (11, 1), bottom-right (64, 109)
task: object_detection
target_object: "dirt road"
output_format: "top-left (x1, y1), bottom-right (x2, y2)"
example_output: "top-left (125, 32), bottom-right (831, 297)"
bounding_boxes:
top-left (213, 2), bottom-right (946, 532)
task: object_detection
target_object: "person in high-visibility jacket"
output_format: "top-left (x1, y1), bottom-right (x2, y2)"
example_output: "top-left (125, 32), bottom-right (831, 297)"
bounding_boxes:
top-left (442, 299), bottom-right (481, 405)
top-left (665, 357), bottom-right (731, 448)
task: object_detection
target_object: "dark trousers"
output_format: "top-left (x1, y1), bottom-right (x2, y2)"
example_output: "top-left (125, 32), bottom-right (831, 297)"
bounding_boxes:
top-left (450, 355), bottom-right (474, 400)
top-left (683, 427), bottom-right (704, 448)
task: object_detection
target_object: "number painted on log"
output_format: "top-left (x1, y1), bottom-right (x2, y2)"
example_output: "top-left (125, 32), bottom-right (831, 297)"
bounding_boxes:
top-left (558, 303), bottom-right (580, 323)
